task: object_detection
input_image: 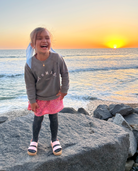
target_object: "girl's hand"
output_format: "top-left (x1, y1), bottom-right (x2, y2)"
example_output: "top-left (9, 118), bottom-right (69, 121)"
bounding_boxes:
top-left (30, 102), bottom-right (39, 112)
top-left (56, 91), bottom-right (67, 100)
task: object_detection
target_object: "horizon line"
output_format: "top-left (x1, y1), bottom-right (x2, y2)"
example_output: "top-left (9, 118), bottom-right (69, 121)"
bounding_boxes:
top-left (0, 47), bottom-right (138, 50)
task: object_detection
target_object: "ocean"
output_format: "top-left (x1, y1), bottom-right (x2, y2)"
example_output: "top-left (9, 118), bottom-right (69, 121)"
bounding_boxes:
top-left (0, 48), bottom-right (138, 115)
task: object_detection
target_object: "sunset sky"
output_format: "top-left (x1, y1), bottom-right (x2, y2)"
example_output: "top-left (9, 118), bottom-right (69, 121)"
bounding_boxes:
top-left (0, 0), bottom-right (138, 49)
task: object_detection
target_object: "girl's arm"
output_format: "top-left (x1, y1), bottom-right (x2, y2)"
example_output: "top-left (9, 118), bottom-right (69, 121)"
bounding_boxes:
top-left (30, 102), bottom-right (39, 112)
top-left (24, 63), bottom-right (37, 104)
top-left (59, 56), bottom-right (69, 98)
top-left (56, 91), bottom-right (67, 100)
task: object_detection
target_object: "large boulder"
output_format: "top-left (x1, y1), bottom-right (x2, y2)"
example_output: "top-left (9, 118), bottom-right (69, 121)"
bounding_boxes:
top-left (124, 113), bottom-right (138, 145)
top-left (113, 113), bottom-right (137, 157)
top-left (109, 104), bottom-right (134, 116)
top-left (0, 112), bottom-right (129, 171)
top-left (93, 105), bottom-right (112, 120)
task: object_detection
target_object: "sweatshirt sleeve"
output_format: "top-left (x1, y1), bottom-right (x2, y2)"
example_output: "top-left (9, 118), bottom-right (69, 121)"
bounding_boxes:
top-left (24, 63), bottom-right (36, 104)
top-left (59, 56), bottom-right (69, 93)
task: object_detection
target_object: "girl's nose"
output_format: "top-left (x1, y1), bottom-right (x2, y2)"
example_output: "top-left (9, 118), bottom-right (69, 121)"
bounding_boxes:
top-left (42, 38), bottom-right (46, 42)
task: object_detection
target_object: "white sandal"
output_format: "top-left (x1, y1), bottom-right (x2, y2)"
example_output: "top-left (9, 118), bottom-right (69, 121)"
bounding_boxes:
top-left (27, 140), bottom-right (38, 156)
top-left (51, 140), bottom-right (62, 156)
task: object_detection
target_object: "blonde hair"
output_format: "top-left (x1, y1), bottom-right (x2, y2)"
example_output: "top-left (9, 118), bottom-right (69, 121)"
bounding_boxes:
top-left (30, 27), bottom-right (51, 46)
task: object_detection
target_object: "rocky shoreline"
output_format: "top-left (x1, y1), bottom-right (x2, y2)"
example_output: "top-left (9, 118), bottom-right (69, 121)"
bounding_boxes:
top-left (1, 100), bottom-right (138, 171)
top-left (87, 101), bottom-right (138, 171)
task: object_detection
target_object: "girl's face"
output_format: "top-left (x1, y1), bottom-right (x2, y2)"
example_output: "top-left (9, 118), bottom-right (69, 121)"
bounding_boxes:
top-left (32, 30), bottom-right (51, 54)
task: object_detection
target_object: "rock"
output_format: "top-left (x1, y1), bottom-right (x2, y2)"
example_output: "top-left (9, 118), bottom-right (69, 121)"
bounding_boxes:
top-left (113, 114), bottom-right (137, 157)
top-left (134, 108), bottom-right (138, 114)
top-left (135, 155), bottom-right (138, 163)
top-left (129, 124), bottom-right (138, 147)
top-left (107, 117), bottom-right (114, 122)
top-left (78, 108), bottom-right (89, 115)
top-left (133, 163), bottom-right (138, 167)
top-left (93, 104), bottom-right (112, 120)
top-left (0, 112), bottom-right (129, 171)
top-left (60, 107), bottom-right (77, 114)
top-left (131, 165), bottom-right (138, 171)
top-left (130, 125), bottom-right (138, 131)
top-left (0, 116), bottom-right (8, 124)
top-left (131, 127), bottom-right (138, 148)
top-left (125, 160), bottom-right (134, 171)
top-left (124, 114), bottom-right (138, 145)
top-left (109, 104), bottom-right (116, 111)
top-left (124, 113), bottom-right (138, 125)
top-left (113, 113), bottom-right (132, 130)
top-left (109, 103), bottom-right (134, 115)
top-left (110, 104), bottom-right (134, 116)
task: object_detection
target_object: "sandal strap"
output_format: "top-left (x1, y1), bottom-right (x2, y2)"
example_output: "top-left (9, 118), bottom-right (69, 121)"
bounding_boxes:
top-left (51, 141), bottom-right (60, 147)
top-left (28, 146), bottom-right (37, 151)
top-left (30, 141), bottom-right (38, 147)
top-left (53, 145), bottom-right (62, 152)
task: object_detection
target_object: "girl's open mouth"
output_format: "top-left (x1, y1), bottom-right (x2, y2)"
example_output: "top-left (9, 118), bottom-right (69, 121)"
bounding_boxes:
top-left (40, 45), bottom-right (48, 48)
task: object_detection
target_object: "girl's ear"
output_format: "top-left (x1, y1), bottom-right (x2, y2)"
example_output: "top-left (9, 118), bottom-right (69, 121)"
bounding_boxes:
top-left (30, 43), bottom-right (35, 49)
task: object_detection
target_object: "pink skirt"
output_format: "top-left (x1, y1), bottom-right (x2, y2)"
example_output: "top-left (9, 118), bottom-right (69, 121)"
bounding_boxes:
top-left (28, 96), bottom-right (64, 116)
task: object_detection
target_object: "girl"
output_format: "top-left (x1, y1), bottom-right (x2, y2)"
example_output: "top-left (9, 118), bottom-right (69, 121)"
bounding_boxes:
top-left (24, 27), bottom-right (69, 156)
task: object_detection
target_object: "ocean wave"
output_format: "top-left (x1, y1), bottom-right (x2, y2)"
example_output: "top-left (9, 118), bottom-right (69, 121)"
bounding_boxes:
top-left (64, 54), bottom-right (97, 57)
top-left (0, 74), bottom-right (23, 78)
top-left (82, 96), bottom-right (98, 100)
top-left (0, 56), bottom-right (26, 58)
top-left (0, 96), bottom-right (16, 100)
top-left (69, 95), bottom-right (97, 101)
top-left (69, 66), bottom-right (138, 73)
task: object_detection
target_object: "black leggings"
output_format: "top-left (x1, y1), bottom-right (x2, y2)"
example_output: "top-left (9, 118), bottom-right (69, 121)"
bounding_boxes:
top-left (32, 113), bottom-right (58, 142)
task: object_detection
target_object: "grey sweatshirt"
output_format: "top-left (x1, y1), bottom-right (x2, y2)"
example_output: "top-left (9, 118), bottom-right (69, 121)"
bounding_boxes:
top-left (24, 52), bottom-right (69, 104)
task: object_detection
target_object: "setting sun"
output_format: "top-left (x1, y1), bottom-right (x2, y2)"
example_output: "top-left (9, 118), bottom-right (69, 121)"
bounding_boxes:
top-left (114, 45), bottom-right (117, 49)
top-left (104, 36), bottom-right (127, 48)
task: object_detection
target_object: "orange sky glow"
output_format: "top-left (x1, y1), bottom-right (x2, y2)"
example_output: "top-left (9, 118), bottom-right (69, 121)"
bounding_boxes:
top-left (0, 0), bottom-right (138, 49)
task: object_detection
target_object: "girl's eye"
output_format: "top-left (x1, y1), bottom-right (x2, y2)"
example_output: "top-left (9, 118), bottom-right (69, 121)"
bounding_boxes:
top-left (37, 37), bottom-right (42, 40)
